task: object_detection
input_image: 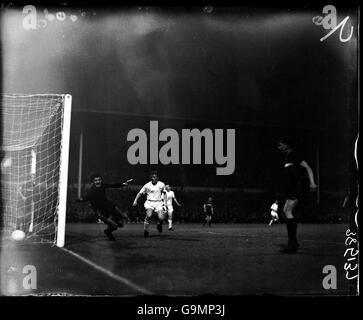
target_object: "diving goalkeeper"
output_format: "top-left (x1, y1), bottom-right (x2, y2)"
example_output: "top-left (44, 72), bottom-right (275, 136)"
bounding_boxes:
top-left (76, 173), bottom-right (130, 241)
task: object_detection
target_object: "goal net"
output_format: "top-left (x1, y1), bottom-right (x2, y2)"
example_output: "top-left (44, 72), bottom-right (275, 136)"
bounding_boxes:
top-left (1, 94), bottom-right (72, 247)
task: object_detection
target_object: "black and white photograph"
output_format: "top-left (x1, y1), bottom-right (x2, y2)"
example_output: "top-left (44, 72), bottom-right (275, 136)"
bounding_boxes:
top-left (0, 1), bottom-right (359, 304)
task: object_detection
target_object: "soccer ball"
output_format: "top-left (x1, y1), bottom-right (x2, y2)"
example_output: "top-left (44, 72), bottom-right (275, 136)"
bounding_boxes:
top-left (11, 230), bottom-right (26, 241)
top-left (1, 156), bottom-right (12, 169)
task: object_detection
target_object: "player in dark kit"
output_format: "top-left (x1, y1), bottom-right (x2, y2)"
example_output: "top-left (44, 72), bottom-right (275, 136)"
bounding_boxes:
top-left (277, 138), bottom-right (317, 253)
top-left (77, 173), bottom-right (129, 241)
top-left (203, 197), bottom-right (214, 227)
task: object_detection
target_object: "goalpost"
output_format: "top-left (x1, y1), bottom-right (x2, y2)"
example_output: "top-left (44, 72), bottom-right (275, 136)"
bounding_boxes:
top-left (0, 94), bottom-right (72, 247)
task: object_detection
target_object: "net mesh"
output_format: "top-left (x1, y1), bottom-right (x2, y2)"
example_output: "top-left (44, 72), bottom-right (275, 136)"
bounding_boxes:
top-left (1, 94), bottom-right (66, 244)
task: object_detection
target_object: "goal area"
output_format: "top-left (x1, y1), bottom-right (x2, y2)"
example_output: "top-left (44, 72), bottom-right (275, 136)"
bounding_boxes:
top-left (1, 94), bottom-right (72, 247)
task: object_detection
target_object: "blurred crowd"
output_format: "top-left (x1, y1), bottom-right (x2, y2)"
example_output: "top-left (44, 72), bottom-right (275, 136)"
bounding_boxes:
top-left (67, 184), bottom-right (349, 224)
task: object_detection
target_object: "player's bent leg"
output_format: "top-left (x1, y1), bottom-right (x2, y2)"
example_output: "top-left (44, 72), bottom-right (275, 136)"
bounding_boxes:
top-left (157, 209), bottom-right (166, 221)
top-left (206, 215), bottom-right (212, 227)
top-left (270, 212), bottom-right (279, 225)
top-left (283, 199), bottom-right (298, 220)
top-left (203, 215), bottom-right (209, 226)
top-left (113, 206), bottom-right (128, 227)
top-left (100, 216), bottom-right (118, 241)
top-left (99, 215), bottom-right (118, 230)
top-left (156, 210), bottom-right (165, 233)
top-left (167, 209), bottom-right (174, 230)
top-left (153, 202), bottom-right (165, 233)
top-left (143, 208), bottom-right (153, 237)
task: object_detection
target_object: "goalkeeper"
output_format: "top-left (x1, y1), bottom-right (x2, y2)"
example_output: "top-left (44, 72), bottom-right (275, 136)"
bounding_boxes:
top-left (77, 173), bottom-right (129, 241)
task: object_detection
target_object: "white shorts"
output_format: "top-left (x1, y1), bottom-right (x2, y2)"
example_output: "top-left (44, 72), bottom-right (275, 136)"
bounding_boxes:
top-left (271, 211), bottom-right (279, 219)
top-left (144, 200), bottom-right (163, 212)
top-left (167, 205), bottom-right (174, 214)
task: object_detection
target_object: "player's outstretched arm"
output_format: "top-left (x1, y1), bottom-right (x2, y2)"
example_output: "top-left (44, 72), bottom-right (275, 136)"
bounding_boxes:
top-left (300, 160), bottom-right (317, 191)
top-left (174, 197), bottom-right (181, 207)
top-left (105, 182), bottom-right (126, 188)
top-left (133, 184), bottom-right (146, 206)
top-left (132, 192), bottom-right (142, 206)
top-left (122, 178), bottom-right (133, 186)
top-left (105, 178), bottom-right (133, 189)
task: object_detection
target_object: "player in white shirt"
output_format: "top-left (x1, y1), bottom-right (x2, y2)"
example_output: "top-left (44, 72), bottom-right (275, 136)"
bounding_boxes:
top-left (269, 200), bottom-right (279, 226)
top-left (165, 185), bottom-right (181, 231)
top-left (132, 171), bottom-right (167, 237)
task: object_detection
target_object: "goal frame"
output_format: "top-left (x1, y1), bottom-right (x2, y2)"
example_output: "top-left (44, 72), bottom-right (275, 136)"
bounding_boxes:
top-left (56, 94), bottom-right (72, 247)
top-left (1, 93), bottom-right (72, 246)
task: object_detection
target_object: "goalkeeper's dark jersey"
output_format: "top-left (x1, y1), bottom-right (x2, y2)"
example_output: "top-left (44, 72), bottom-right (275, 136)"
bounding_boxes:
top-left (83, 183), bottom-right (124, 216)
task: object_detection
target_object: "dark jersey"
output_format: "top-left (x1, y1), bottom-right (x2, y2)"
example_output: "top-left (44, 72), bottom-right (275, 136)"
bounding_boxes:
top-left (284, 150), bottom-right (303, 166)
top-left (283, 150), bottom-right (308, 198)
top-left (83, 183), bottom-right (124, 216)
top-left (204, 200), bottom-right (214, 215)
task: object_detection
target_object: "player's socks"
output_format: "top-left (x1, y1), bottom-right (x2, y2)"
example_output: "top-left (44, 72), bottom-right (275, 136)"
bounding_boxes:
top-left (168, 219), bottom-right (174, 230)
top-left (144, 218), bottom-right (150, 231)
top-left (283, 218), bottom-right (299, 252)
top-left (168, 222), bottom-right (174, 231)
top-left (288, 218), bottom-right (298, 246)
top-left (144, 220), bottom-right (151, 237)
top-left (157, 220), bottom-right (163, 233)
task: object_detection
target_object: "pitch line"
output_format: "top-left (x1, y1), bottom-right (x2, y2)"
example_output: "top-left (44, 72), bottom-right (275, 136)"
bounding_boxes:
top-left (59, 247), bottom-right (152, 295)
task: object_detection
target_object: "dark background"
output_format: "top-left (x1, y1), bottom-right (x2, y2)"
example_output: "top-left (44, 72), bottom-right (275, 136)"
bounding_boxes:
top-left (1, 4), bottom-right (358, 195)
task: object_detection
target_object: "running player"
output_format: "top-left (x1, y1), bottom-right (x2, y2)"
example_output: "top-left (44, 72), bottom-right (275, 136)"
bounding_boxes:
top-left (77, 173), bottom-right (129, 241)
top-left (277, 138), bottom-right (317, 253)
top-left (165, 185), bottom-right (181, 231)
top-left (269, 200), bottom-right (279, 226)
top-left (132, 171), bottom-right (167, 237)
top-left (202, 196), bottom-right (214, 227)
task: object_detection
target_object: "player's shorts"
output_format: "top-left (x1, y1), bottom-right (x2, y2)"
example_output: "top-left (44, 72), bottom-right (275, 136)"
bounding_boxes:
top-left (284, 174), bottom-right (303, 200)
top-left (144, 200), bottom-right (163, 212)
top-left (271, 211), bottom-right (279, 219)
top-left (284, 166), bottom-right (310, 201)
top-left (167, 205), bottom-right (174, 214)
